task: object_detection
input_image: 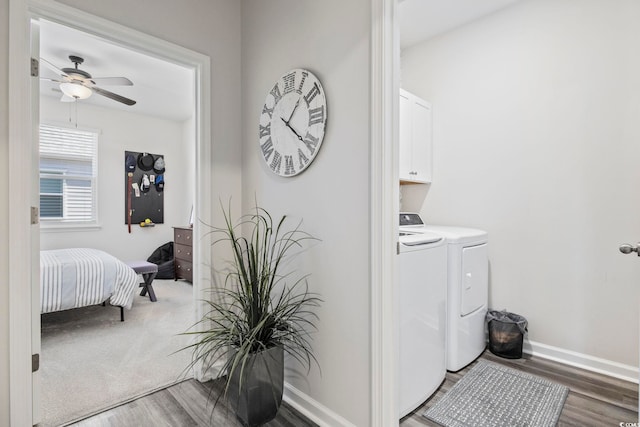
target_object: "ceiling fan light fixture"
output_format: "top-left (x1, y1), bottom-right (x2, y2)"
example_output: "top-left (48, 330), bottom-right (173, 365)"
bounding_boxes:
top-left (60, 82), bottom-right (92, 100)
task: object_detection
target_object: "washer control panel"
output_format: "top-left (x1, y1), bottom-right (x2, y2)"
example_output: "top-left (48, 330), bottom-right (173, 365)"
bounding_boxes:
top-left (399, 212), bottom-right (424, 227)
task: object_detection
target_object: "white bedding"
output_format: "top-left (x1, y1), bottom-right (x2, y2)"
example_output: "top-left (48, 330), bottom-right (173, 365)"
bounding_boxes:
top-left (40, 248), bottom-right (138, 314)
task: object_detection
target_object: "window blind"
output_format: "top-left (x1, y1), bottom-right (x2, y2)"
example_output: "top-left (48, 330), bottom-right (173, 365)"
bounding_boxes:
top-left (39, 124), bottom-right (98, 223)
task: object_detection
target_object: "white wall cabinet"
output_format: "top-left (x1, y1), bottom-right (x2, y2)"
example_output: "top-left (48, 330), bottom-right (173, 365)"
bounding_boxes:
top-left (399, 88), bottom-right (432, 184)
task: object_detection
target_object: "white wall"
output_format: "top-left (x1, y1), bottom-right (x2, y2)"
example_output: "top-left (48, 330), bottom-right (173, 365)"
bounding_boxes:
top-left (184, 114), bottom-right (196, 219)
top-left (0, 0), bottom-right (10, 423)
top-left (241, 1), bottom-right (372, 425)
top-left (1, 0), bottom-right (242, 423)
top-left (52, 0), bottom-right (243, 205)
top-left (39, 96), bottom-right (192, 261)
top-left (401, 0), bottom-right (640, 366)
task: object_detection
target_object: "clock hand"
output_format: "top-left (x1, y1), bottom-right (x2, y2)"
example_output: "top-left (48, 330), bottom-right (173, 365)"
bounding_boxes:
top-left (281, 117), bottom-right (303, 141)
top-left (286, 97), bottom-right (302, 122)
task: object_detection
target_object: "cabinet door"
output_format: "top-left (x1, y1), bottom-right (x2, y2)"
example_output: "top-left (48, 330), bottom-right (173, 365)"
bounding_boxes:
top-left (399, 89), bottom-right (413, 181)
top-left (399, 89), bottom-right (432, 184)
top-left (411, 98), bottom-right (432, 183)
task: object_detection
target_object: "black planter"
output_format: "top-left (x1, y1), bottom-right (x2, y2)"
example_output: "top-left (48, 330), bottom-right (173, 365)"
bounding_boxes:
top-left (227, 345), bottom-right (284, 427)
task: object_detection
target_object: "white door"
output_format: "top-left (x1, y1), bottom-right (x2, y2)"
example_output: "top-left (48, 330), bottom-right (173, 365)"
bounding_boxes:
top-left (618, 243), bottom-right (640, 416)
top-left (30, 18), bottom-right (42, 424)
top-left (8, 2), bottom-right (212, 425)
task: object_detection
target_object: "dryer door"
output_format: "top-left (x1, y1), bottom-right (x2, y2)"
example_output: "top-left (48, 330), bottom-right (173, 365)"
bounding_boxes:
top-left (460, 243), bottom-right (488, 316)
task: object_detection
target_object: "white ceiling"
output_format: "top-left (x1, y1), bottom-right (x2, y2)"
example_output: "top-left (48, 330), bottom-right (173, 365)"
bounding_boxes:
top-left (39, 20), bottom-right (194, 122)
top-left (399, 0), bottom-right (522, 49)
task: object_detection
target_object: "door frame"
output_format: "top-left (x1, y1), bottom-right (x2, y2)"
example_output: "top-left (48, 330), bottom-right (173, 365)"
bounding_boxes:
top-left (8, 0), bottom-right (212, 424)
top-left (370, 0), bottom-right (399, 426)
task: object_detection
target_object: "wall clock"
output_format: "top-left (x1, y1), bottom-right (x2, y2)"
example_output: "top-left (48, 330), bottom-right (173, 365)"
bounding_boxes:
top-left (259, 68), bottom-right (327, 176)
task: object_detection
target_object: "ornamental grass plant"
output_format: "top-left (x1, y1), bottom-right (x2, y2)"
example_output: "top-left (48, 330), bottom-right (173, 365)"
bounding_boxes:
top-left (181, 202), bottom-right (321, 411)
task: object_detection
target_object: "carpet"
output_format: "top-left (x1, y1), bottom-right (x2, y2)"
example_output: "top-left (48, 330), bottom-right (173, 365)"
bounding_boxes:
top-left (423, 360), bottom-right (569, 427)
top-left (39, 279), bottom-right (195, 427)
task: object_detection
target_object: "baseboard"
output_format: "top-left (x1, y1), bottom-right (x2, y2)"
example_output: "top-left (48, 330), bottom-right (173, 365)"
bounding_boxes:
top-left (283, 382), bottom-right (358, 427)
top-left (523, 339), bottom-right (639, 384)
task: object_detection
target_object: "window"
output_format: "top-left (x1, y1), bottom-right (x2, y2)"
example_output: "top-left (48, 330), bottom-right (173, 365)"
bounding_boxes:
top-left (39, 124), bottom-right (98, 225)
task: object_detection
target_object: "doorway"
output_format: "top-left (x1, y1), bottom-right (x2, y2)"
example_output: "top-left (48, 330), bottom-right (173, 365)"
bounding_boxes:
top-left (396, 0), bottom-right (640, 418)
top-left (8, 1), bottom-right (212, 425)
top-left (37, 18), bottom-right (198, 426)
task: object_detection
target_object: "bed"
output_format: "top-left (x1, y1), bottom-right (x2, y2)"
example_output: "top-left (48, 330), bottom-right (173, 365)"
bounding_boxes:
top-left (40, 248), bottom-right (138, 319)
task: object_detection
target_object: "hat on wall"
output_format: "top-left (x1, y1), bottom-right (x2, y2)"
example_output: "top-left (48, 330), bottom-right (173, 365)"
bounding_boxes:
top-left (155, 174), bottom-right (164, 192)
top-left (140, 174), bottom-right (151, 193)
top-left (153, 156), bottom-right (165, 174)
top-left (125, 153), bottom-right (136, 172)
top-left (137, 152), bottom-right (155, 171)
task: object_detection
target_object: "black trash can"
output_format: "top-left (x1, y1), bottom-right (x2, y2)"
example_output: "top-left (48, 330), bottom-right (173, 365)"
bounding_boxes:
top-left (486, 310), bottom-right (528, 359)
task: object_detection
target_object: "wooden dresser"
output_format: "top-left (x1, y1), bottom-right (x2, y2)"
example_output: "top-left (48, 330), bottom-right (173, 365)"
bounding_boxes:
top-left (173, 226), bottom-right (193, 282)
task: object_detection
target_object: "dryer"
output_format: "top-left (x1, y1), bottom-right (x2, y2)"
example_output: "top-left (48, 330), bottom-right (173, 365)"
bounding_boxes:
top-left (400, 213), bottom-right (489, 372)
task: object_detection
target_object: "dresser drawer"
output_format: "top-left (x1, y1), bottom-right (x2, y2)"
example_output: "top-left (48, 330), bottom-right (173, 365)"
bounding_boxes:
top-left (174, 243), bottom-right (192, 262)
top-left (174, 259), bottom-right (193, 282)
top-left (174, 228), bottom-right (192, 246)
top-left (173, 226), bottom-right (193, 282)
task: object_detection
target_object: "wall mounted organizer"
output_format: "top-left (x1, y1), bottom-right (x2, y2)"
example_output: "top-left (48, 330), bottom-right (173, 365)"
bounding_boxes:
top-left (124, 150), bottom-right (165, 227)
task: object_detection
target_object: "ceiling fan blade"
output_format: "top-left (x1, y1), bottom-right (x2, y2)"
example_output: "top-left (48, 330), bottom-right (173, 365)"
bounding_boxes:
top-left (40, 77), bottom-right (65, 83)
top-left (92, 86), bottom-right (136, 106)
top-left (40, 57), bottom-right (68, 77)
top-left (89, 77), bottom-right (133, 86)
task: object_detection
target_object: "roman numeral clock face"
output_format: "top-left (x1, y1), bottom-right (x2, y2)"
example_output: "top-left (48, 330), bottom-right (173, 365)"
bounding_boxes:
top-left (259, 68), bottom-right (327, 177)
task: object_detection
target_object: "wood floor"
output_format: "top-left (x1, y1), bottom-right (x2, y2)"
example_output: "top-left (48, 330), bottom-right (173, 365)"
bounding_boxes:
top-left (67, 378), bottom-right (317, 427)
top-left (401, 350), bottom-right (638, 427)
top-left (68, 350), bottom-right (637, 426)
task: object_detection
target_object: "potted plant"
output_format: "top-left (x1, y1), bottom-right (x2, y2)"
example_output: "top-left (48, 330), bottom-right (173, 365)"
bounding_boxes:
top-left (182, 203), bottom-right (321, 426)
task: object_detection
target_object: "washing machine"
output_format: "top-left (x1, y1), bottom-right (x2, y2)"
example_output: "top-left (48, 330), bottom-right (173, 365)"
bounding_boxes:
top-left (397, 229), bottom-right (447, 418)
top-left (400, 213), bottom-right (489, 373)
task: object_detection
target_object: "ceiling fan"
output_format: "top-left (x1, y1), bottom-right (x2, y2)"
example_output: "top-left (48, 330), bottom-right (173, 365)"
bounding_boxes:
top-left (41, 55), bottom-right (136, 106)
